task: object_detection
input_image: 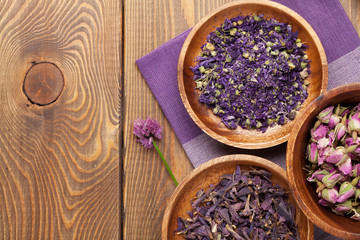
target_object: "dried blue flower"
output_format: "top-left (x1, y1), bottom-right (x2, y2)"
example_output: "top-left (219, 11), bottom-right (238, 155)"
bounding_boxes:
top-left (176, 165), bottom-right (299, 239)
top-left (192, 14), bottom-right (310, 132)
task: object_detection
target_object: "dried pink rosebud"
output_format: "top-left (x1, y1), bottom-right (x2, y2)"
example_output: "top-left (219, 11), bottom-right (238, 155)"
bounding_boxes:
top-left (317, 106), bottom-right (334, 123)
top-left (337, 181), bottom-right (355, 203)
top-left (340, 107), bottom-right (350, 117)
top-left (311, 124), bottom-right (329, 141)
top-left (318, 137), bottom-right (330, 149)
top-left (320, 162), bottom-right (336, 172)
top-left (345, 136), bottom-right (359, 147)
top-left (328, 114), bottom-right (340, 129)
top-left (321, 188), bottom-right (339, 204)
top-left (328, 130), bottom-right (335, 143)
top-left (333, 200), bottom-right (352, 215)
top-left (307, 142), bottom-right (318, 163)
top-left (352, 164), bottom-right (360, 177)
top-left (318, 146), bottom-right (334, 165)
top-left (325, 147), bottom-right (346, 164)
top-left (336, 155), bottom-right (352, 175)
top-left (322, 171), bottom-right (342, 188)
top-left (318, 198), bottom-right (333, 207)
top-left (133, 117), bottom-right (163, 149)
top-left (348, 112), bottom-right (360, 132)
top-left (307, 169), bottom-right (329, 182)
top-left (334, 123), bottom-right (346, 140)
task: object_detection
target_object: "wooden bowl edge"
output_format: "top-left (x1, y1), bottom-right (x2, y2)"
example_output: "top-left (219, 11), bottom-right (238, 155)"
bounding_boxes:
top-left (162, 154), bottom-right (314, 239)
top-left (177, 0), bottom-right (328, 149)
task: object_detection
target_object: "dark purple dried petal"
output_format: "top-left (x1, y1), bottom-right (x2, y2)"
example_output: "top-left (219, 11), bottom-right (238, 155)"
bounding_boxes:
top-left (176, 166), bottom-right (299, 238)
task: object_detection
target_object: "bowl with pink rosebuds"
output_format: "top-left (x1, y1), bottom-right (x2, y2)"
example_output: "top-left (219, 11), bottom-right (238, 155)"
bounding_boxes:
top-left (287, 83), bottom-right (360, 239)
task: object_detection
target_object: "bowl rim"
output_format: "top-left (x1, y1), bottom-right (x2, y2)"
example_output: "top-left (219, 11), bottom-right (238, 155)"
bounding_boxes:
top-left (162, 154), bottom-right (314, 240)
top-left (286, 83), bottom-right (360, 239)
top-left (177, 0), bottom-right (328, 149)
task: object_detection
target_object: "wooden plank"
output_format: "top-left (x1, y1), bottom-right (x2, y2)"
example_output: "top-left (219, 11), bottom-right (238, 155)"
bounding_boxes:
top-left (123, 0), bottom-right (230, 238)
top-left (339, 0), bottom-right (360, 36)
top-left (0, 0), bottom-right (121, 239)
top-left (124, 0), bottom-right (360, 239)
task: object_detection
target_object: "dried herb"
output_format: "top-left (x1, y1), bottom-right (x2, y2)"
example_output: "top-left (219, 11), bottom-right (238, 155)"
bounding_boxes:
top-left (192, 14), bottom-right (310, 132)
top-left (175, 166), bottom-right (299, 239)
top-left (305, 103), bottom-right (360, 220)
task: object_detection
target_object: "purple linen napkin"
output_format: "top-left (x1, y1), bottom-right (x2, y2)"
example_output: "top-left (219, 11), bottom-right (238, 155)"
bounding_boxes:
top-left (136, 1), bottom-right (360, 238)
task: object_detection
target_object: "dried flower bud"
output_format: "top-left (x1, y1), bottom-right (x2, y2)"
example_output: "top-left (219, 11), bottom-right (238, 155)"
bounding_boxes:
top-left (322, 171), bottom-right (342, 188)
top-left (317, 106), bottom-right (334, 123)
top-left (318, 137), bottom-right (330, 149)
top-left (325, 147), bottom-right (346, 165)
top-left (307, 169), bottom-right (329, 182)
top-left (348, 112), bottom-right (360, 132)
top-left (318, 146), bottom-right (334, 165)
top-left (333, 200), bottom-right (353, 215)
top-left (318, 198), bottom-right (333, 207)
top-left (321, 188), bottom-right (339, 204)
top-left (352, 164), bottom-right (360, 177)
top-left (334, 123), bottom-right (346, 140)
top-left (307, 142), bottom-right (318, 163)
top-left (321, 162), bottom-right (336, 172)
top-left (311, 124), bottom-right (329, 141)
top-left (336, 155), bottom-right (352, 176)
top-left (337, 181), bottom-right (355, 203)
top-left (328, 114), bottom-right (340, 129)
top-left (345, 136), bottom-right (360, 146)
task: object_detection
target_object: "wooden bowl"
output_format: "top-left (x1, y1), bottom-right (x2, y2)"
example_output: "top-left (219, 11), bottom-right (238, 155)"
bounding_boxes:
top-left (287, 83), bottom-right (360, 239)
top-left (178, 0), bottom-right (328, 149)
top-left (162, 154), bottom-right (313, 239)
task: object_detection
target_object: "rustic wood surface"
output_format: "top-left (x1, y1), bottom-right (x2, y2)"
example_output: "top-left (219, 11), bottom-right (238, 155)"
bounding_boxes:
top-left (123, 0), bottom-right (359, 239)
top-left (0, 0), bottom-right (121, 239)
top-left (0, 0), bottom-right (357, 239)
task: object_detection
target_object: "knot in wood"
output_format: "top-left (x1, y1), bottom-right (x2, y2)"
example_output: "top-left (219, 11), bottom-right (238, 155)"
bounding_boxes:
top-left (23, 62), bottom-right (64, 106)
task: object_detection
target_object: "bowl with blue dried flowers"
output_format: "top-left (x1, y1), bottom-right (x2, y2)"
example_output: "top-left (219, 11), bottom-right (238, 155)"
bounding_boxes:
top-left (287, 83), bottom-right (360, 239)
top-left (162, 154), bottom-right (313, 239)
top-left (178, 0), bottom-right (327, 149)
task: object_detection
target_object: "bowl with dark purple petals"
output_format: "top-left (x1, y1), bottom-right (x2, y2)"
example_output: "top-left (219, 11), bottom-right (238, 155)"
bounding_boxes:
top-left (287, 83), bottom-right (360, 239)
top-left (178, 0), bottom-right (327, 149)
top-left (162, 154), bottom-right (313, 239)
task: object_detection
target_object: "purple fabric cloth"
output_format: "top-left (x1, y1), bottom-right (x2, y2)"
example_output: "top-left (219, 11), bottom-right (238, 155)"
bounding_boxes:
top-left (136, 1), bottom-right (359, 239)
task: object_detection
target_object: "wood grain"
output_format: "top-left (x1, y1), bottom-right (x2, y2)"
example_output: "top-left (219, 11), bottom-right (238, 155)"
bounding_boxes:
top-left (339, 0), bottom-right (360, 36)
top-left (0, 0), bottom-right (121, 239)
top-left (124, 0), bottom-right (360, 239)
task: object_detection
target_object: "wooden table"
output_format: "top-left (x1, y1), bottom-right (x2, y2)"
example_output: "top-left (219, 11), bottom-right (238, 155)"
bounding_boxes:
top-left (0, 0), bottom-right (358, 239)
top-left (123, 0), bottom-right (359, 239)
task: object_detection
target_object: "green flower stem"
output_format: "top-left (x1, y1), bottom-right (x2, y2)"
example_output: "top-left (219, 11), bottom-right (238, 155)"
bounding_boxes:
top-left (152, 139), bottom-right (179, 186)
